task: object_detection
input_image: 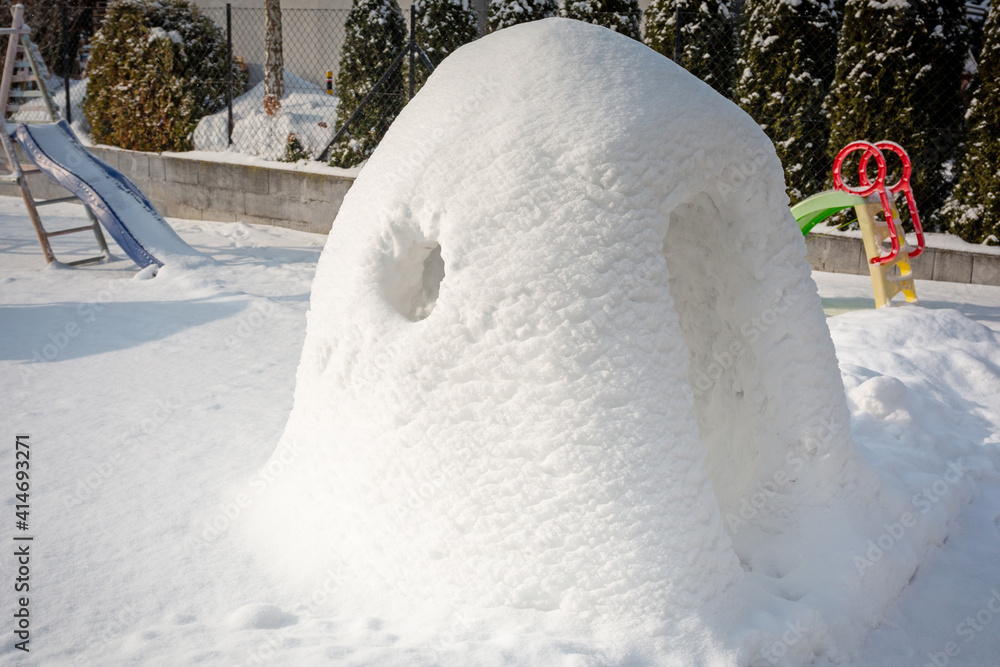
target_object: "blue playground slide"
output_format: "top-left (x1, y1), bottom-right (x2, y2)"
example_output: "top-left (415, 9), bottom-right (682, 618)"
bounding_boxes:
top-left (13, 120), bottom-right (199, 269)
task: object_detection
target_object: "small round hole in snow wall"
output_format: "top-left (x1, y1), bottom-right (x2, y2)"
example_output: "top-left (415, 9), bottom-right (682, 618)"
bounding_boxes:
top-left (383, 241), bottom-right (444, 322)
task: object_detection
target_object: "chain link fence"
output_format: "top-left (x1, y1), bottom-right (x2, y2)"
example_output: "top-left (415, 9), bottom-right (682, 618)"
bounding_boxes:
top-left (191, 6), bottom-right (347, 162)
top-left (2, 0), bottom-right (994, 227)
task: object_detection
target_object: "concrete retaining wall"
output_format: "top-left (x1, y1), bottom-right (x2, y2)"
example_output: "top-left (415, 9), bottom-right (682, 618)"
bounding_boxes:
top-left (0, 145), bottom-right (352, 235)
top-left (805, 232), bottom-right (1000, 287)
top-left (3, 144), bottom-right (999, 287)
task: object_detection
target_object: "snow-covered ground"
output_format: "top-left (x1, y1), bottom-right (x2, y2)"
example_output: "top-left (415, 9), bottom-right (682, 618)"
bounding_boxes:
top-left (1, 196), bottom-right (998, 665)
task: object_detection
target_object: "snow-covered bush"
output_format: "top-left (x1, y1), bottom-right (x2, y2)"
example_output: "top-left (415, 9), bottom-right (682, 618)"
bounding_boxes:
top-left (941, 5), bottom-right (1000, 244)
top-left (415, 0), bottom-right (479, 66)
top-left (735, 0), bottom-right (839, 201)
top-left (825, 0), bottom-right (967, 227)
top-left (281, 133), bottom-right (310, 162)
top-left (409, 0), bottom-right (478, 96)
top-left (562, 0), bottom-right (641, 40)
top-left (644, 0), bottom-right (735, 98)
top-left (488, 0), bottom-right (558, 32)
top-left (84, 0), bottom-right (244, 152)
top-left (328, 0), bottom-right (407, 168)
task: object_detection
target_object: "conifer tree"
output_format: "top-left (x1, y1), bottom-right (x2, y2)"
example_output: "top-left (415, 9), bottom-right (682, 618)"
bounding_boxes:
top-left (328, 0), bottom-right (407, 167)
top-left (644, 0), bottom-right (735, 98)
top-left (735, 0), bottom-right (839, 201)
top-left (825, 0), bottom-right (967, 226)
top-left (407, 0), bottom-right (478, 93)
top-left (84, 0), bottom-right (243, 152)
top-left (414, 0), bottom-right (479, 66)
top-left (562, 0), bottom-right (641, 41)
top-left (488, 0), bottom-right (558, 32)
top-left (941, 5), bottom-right (1000, 244)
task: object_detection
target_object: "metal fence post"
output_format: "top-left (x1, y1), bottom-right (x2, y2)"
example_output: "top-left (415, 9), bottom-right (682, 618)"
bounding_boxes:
top-left (226, 3), bottom-right (233, 146)
top-left (62, 0), bottom-right (71, 124)
top-left (409, 7), bottom-right (416, 102)
top-left (319, 45), bottom-right (410, 162)
top-left (673, 5), bottom-right (684, 63)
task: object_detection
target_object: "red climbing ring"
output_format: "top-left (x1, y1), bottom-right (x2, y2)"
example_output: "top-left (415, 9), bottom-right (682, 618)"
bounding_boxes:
top-left (859, 141), bottom-right (925, 259)
top-left (833, 140), bottom-right (885, 197)
top-left (833, 141), bottom-right (900, 265)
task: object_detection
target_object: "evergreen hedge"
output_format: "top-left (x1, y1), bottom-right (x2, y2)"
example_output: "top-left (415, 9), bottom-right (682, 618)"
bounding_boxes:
top-left (84, 0), bottom-right (243, 152)
top-left (644, 0), bottom-right (736, 98)
top-left (825, 0), bottom-right (967, 228)
top-left (328, 0), bottom-right (407, 168)
top-left (562, 0), bottom-right (642, 40)
top-left (736, 0), bottom-right (839, 202)
top-left (941, 5), bottom-right (1000, 244)
top-left (488, 0), bottom-right (558, 32)
top-left (414, 0), bottom-right (479, 69)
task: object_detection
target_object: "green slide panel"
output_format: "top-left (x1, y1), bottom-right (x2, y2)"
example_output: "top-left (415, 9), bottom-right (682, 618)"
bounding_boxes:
top-left (791, 190), bottom-right (867, 236)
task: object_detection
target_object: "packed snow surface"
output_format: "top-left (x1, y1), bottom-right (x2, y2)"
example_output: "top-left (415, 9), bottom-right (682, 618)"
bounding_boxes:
top-left (0, 195), bottom-right (999, 665)
top-left (239, 18), bottom-right (998, 664)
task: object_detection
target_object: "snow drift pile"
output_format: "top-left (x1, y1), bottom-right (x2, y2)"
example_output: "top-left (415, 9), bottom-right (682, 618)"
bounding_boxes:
top-left (248, 19), bottom-right (963, 663)
top-left (193, 70), bottom-right (338, 161)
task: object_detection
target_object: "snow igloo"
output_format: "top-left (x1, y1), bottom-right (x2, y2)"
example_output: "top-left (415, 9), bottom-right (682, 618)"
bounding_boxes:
top-left (250, 18), bottom-right (928, 662)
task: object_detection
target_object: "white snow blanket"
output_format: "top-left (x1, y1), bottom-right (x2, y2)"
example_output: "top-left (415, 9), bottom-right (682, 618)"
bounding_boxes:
top-left (193, 70), bottom-right (338, 161)
top-left (248, 18), bottom-right (973, 663)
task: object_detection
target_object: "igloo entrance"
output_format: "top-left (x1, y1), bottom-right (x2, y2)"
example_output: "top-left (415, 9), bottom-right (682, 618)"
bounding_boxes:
top-left (661, 191), bottom-right (769, 516)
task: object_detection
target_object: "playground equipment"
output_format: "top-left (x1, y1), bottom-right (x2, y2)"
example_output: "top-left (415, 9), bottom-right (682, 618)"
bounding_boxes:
top-left (0, 4), bottom-right (107, 265)
top-left (792, 140), bottom-right (925, 308)
top-left (0, 4), bottom-right (195, 269)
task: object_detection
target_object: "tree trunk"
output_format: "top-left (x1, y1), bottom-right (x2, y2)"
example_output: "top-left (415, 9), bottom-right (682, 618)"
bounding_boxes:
top-left (264, 0), bottom-right (283, 115)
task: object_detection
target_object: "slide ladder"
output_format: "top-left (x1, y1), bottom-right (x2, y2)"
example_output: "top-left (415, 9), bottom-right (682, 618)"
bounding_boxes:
top-left (0, 4), bottom-right (109, 266)
top-left (791, 141), bottom-right (924, 309)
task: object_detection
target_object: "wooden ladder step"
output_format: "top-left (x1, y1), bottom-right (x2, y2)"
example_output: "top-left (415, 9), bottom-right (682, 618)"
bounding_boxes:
top-left (35, 195), bottom-right (80, 207)
top-left (45, 224), bottom-right (97, 238)
top-left (0, 165), bottom-right (43, 176)
top-left (64, 255), bottom-right (106, 267)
